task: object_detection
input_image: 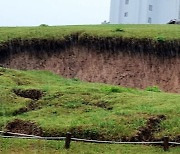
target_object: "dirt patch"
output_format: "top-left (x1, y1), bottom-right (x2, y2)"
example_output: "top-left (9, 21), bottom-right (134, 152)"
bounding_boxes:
top-left (12, 101), bottom-right (41, 116)
top-left (13, 89), bottom-right (43, 100)
top-left (5, 119), bottom-right (43, 136)
top-left (130, 115), bottom-right (166, 142)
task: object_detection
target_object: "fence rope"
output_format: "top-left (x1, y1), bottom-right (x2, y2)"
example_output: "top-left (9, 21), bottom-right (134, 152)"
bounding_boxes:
top-left (0, 131), bottom-right (65, 140)
top-left (0, 135), bottom-right (65, 140)
top-left (0, 131), bottom-right (41, 138)
top-left (0, 131), bottom-right (180, 145)
top-left (169, 142), bottom-right (180, 145)
top-left (71, 138), bottom-right (163, 144)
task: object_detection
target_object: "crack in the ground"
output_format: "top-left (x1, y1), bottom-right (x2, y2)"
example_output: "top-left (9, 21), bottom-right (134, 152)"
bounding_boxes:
top-left (12, 101), bottom-right (41, 116)
top-left (13, 89), bottom-right (44, 100)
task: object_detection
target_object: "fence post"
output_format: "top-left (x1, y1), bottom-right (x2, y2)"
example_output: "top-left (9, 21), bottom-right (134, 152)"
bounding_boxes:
top-left (65, 132), bottom-right (72, 149)
top-left (163, 136), bottom-right (169, 151)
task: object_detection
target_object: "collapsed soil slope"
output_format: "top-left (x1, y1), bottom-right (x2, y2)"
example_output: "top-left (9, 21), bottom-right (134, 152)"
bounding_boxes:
top-left (0, 37), bottom-right (180, 93)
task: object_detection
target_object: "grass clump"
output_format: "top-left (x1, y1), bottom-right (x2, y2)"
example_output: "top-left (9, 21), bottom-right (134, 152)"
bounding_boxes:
top-left (145, 86), bottom-right (161, 92)
top-left (156, 36), bottom-right (166, 42)
top-left (113, 28), bottom-right (125, 32)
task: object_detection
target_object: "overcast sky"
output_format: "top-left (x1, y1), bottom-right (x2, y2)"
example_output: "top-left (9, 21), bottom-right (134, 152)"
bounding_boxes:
top-left (0, 0), bottom-right (111, 26)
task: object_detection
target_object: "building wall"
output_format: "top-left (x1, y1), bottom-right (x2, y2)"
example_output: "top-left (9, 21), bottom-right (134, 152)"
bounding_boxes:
top-left (121, 0), bottom-right (140, 24)
top-left (138, 0), bottom-right (149, 23)
top-left (156, 0), bottom-right (180, 24)
top-left (109, 0), bottom-right (121, 24)
top-left (110, 0), bottom-right (180, 24)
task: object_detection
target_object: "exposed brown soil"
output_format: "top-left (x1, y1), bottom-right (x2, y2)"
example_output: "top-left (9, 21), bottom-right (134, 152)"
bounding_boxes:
top-left (0, 38), bottom-right (180, 93)
top-left (5, 119), bottom-right (43, 136)
top-left (13, 89), bottom-right (43, 100)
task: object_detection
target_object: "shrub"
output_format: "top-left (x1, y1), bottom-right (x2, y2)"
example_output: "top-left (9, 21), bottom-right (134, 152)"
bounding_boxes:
top-left (102, 86), bottom-right (124, 93)
top-left (39, 24), bottom-right (49, 27)
top-left (145, 86), bottom-right (161, 92)
top-left (156, 36), bottom-right (165, 42)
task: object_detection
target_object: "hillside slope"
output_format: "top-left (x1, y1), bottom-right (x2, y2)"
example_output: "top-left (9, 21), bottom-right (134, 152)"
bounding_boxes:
top-left (0, 25), bottom-right (180, 92)
top-left (0, 68), bottom-right (180, 142)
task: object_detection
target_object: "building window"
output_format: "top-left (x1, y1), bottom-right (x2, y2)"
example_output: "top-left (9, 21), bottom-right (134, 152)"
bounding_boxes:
top-left (149, 5), bottom-right (153, 11)
top-left (148, 17), bottom-right (152, 23)
top-left (125, 0), bottom-right (129, 5)
top-left (124, 12), bottom-right (128, 17)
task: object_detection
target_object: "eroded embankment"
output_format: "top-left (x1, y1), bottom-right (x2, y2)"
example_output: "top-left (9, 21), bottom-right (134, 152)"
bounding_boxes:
top-left (0, 35), bottom-right (180, 92)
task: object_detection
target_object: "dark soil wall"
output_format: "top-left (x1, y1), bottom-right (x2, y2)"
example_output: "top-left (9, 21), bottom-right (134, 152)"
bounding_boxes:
top-left (0, 37), bottom-right (180, 93)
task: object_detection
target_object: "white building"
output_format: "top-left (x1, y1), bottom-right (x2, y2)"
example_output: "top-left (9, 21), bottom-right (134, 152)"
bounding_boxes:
top-left (110, 0), bottom-right (180, 24)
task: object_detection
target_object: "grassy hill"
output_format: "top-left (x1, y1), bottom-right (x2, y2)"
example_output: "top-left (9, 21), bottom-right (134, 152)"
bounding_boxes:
top-left (0, 67), bottom-right (180, 153)
top-left (0, 25), bottom-right (179, 44)
top-left (0, 24), bottom-right (180, 153)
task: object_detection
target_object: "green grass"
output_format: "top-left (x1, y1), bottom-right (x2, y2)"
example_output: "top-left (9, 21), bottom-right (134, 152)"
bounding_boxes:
top-left (0, 67), bottom-right (180, 153)
top-left (1, 138), bottom-right (180, 154)
top-left (0, 24), bottom-right (179, 44)
top-left (0, 67), bottom-right (180, 138)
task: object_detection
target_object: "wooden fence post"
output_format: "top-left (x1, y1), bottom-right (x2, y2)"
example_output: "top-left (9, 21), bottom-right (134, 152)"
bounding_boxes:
top-left (65, 132), bottom-right (72, 149)
top-left (163, 136), bottom-right (169, 151)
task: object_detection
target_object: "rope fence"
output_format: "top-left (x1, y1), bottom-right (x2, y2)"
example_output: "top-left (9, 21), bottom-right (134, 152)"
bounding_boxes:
top-left (1, 131), bottom-right (180, 151)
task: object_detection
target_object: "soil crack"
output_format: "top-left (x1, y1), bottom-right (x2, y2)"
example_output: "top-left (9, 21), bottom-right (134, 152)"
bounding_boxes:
top-left (12, 100), bottom-right (41, 116)
top-left (13, 89), bottom-right (44, 100)
top-left (131, 115), bottom-right (166, 141)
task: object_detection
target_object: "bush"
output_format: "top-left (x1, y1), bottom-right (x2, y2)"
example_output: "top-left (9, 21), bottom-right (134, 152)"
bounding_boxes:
top-left (102, 87), bottom-right (124, 93)
top-left (156, 36), bottom-right (165, 42)
top-left (145, 86), bottom-right (161, 92)
top-left (39, 24), bottom-right (49, 27)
